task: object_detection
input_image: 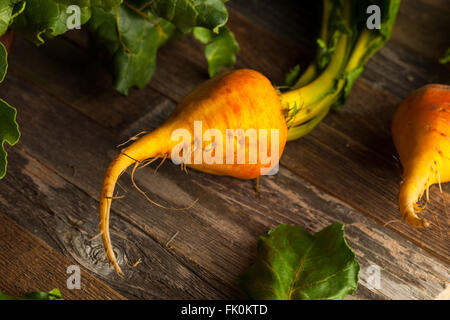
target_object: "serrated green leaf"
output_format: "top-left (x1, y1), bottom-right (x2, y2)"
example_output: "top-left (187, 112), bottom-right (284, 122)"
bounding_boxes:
top-left (0, 40), bottom-right (19, 180)
top-left (129, 0), bottom-right (228, 33)
top-left (0, 41), bottom-right (7, 81)
top-left (193, 26), bottom-right (238, 77)
top-left (56, 0), bottom-right (123, 11)
top-left (88, 5), bottom-right (176, 95)
top-left (0, 0), bottom-right (24, 36)
top-left (0, 1), bottom-right (14, 36)
top-left (192, 25), bottom-right (213, 44)
top-left (24, 288), bottom-right (63, 300)
top-left (10, 1), bottom-right (25, 20)
top-left (239, 222), bottom-right (360, 300)
top-left (0, 288), bottom-right (63, 300)
top-left (11, 0), bottom-right (92, 45)
top-left (0, 98), bottom-right (20, 180)
top-left (47, 288), bottom-right (63, 299)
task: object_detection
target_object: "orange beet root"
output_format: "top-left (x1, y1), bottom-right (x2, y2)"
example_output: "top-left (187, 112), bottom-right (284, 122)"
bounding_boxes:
top-left (392, 84), bottom-right (450, 228)
top-left (99, 69), bottom-right (288, 274)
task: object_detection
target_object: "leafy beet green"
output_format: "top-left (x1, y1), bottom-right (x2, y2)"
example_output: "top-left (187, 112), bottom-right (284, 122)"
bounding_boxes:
top-left (0, 1), bottom-right (24, 37)
top-left (0, 41), bottom-right (6, 81)
top-left (130, 0), bottom-right (228, 33)
top-left (0, 98), bottom-right (19, 179)
top-left (88, 5), bottom-right (176, 94)
top-left (57, 0), bottom-right (122, 10)
top-left (281, 0), bottom-right (401, 141)
top-left (87, 0), bottom-right (235, 94)
top-left (239, 222), bottom-right (360, 300)
top-left (193, 26), bottom-right (239, 77)
top-left (0, 0), bottom-right (238, 178)
top-left (11, 0), bottom-right (92, 45)
top-left (0, 288), bottom-right (63, 300)
top-left (0, 42), bottom-right (19, 179)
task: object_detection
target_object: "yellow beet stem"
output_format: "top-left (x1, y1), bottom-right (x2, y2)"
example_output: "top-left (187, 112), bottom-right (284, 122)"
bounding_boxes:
top-left (292, 0), bottom-right (332, 89)
top-left (99, 128), bottom-right (172, 275)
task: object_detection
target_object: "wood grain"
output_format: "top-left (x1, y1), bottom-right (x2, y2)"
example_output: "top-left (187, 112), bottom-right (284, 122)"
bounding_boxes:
top-left (0, 212), bottom-right (125, 300)
top-left (0, 72), bottom-right (448, 299)
top-left (391, 0), bottom-right (450, 61)
top-left (282, 80), bottom-right (450, 263)
top-left (0, 0), bottom-right (448, 300)
top-left (0, 147), bottom-right (240, 299)
top-left (7, 37), bottom-right (166, 134)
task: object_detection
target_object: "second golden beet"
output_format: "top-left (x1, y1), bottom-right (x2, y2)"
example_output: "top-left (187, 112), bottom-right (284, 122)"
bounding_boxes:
top-left (392, 84), bottom-right (450, 228)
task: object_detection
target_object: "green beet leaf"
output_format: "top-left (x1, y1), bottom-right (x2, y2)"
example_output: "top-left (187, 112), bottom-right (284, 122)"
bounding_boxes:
top-left (0, 0), bottom-right (25, 37)
top-left (0, 98), bottom-right (20, 180)
top-left (11, 0), bottom-right (92, 45)
top-left (193, 26), bottom-right (239, 77)
top-left (0, 288), bottom-right (63, 300)
top-left (56, 0), bottom-right (123, 10)
top-left (88, 5), bottom-right (176, 95)
top-left (0, 41), bottom-right (7, 81)
top-left (239, 222), bottom-right (360, 300)
top-left (130, 0), bottom-right (228, 33)
top-left (0, 0), bottom-right (15, 36)
top-left (0, 43), bottom-right (20, 180)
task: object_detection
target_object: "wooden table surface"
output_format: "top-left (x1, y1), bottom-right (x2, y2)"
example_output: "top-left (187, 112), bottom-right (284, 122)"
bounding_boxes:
top-left (0, 0), bottom-right (449, 300)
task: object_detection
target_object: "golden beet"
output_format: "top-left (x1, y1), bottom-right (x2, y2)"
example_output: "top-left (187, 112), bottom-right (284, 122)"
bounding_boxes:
top-left (99, 69), bottom-right (288, 274)
top-left (392, 84), bottom-right (450, 228)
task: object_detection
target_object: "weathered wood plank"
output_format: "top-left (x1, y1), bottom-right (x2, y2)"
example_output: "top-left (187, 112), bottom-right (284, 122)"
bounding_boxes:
top-left (228, 0), bottom-right (450, 103)
top-left (8, 37), bottom-right (167, 133)
top-left (281, 75), bottom-right (450, 261)
top-left (9, 8), bottom-right (308, 106)
top-left (229, 0), bottom-right (450, 63)
top-left (137, 6), bottom-right (450, 261)
top-left (148, 5), bottom-right (450, 261)
top-left (363, 42), bottom-right (449, 100)
top-left (391, 0), bottom-right (450, 61)
top-left (1, 72), bottom-right (448, 299)
top-left (0, 212), bottom-right (125, 300)
top-left (227, 0), bottom-right (318, 48)
top-left (0, 147), bottom-right (239, 299)
top-left (2, 0), bottom-right (449, 300)
top-left (14, 1), bottom-right (446, 126)
top-left (152, 9), bottom-right (311, 102)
